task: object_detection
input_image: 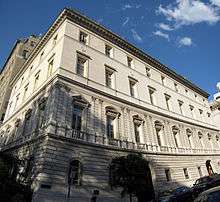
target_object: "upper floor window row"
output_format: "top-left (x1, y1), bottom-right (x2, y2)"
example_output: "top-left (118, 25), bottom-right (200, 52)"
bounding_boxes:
top-left (75, 57), bottom-right (210, 120)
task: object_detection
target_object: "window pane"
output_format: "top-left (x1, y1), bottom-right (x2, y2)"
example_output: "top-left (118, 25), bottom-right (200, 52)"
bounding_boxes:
top-left (77, 57), bottom-right (86, 77)
top-left (72, 105), bottom-right (83, 131)
top-left (107, 116), bottom-right (114, 138)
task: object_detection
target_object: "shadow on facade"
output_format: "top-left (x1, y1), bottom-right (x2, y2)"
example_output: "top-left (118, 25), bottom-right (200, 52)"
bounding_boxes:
top-left (0, 81), bottom-right (214, 202)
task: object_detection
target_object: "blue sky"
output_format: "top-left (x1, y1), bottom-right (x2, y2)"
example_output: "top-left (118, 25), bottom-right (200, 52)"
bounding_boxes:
top-left (0, 0), bottom-right (220, 99)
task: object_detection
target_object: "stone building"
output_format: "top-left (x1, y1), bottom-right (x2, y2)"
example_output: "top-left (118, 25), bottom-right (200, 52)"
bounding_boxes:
top-left (210, 83), bottom-right (220, 129)
top-left (0, 35), bottom-right (40, 123)
top-left (0, 8), bottom-right (220, 202)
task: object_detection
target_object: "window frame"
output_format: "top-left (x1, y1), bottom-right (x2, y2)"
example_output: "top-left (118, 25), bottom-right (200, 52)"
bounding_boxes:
top-left (76, 54), bottom-right (89, 78)
top-left (79, 31), bottom-right (88, 45)
top-left (105, 44), bottom-right (113, 58)
top-left (129, 78), bottom-right (138, 98)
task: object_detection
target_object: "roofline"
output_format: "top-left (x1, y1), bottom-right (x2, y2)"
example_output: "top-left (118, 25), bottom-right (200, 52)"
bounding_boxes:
top-left (10, 8), bottom-right (210, 98)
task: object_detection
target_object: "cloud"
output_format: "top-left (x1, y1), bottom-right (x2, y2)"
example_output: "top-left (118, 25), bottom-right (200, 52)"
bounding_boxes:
top-left (131, 29), bottom-right (143, 43)
top-left (153, 30), bottom-right (170, 41)
top-left (158, 23), bottom-right (174, 31)
top-left (122, 17), bottom-right (130, 26)
top-left (122, 4), bottom-right (132, 10)
top-left (210, 0), bottom-right (220, 7)
top-left (179, 37), bottom-right (192, 46)
top-left (122, 4), bottom-right (141, 10)
top-left (158, 0), bottom-right (220, 28)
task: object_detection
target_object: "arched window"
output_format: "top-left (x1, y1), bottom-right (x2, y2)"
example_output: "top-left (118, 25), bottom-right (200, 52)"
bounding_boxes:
top-left (172, 126), bottom-right (180, 148)
top-left (198, 132), bottom-right (204, 148)
top-left (154, 121), bottom-right (164, 146)
top-left (186, 129), bottom-right (193, 148)
top-left (105, 106), bottom-right (120, 139)
top-left (133, 115), bottom-right (144, 143)
top-left (68, 160), bottom-right (82, 186)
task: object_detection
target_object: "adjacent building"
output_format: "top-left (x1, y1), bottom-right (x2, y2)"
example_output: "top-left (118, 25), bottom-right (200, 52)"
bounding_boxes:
top-left (0, 8), bottom-right (220, 202)
top-left (0, 35), bottom-right (40, 123)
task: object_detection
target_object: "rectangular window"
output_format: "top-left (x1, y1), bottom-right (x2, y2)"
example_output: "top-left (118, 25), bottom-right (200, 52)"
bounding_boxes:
top-left (146, 67), bottom-right (151, 77)
top-left (165, 169), bottom-right (172, 182)
top-left (129, 79), bottom-right (137, 98)
top-left (198, 166), bottom-right (202, 177)
top-left (23, 84), bottom-right (29, 101)
top-left (127, 56), bottom-right (133, 68)
top-left (106, 115), bottom-right (115, 138)
top-left (72, 105), bottom-right (83, 131)
top-left (76, 56), bottom-right (88, 77)
top-left (161, 76), bottom-right (165, 86)
top-left (14, 94), bottom-right (20, 110)
top-left (165, 94), bottom-right (171, 111)
top-left (134, 122), bottom-right (141, 143)
top-left (34, 73), bottom-right (40, 90)
top-left (199, 109), bottom-right (204, 121)
top-left (22, 50), bottom-right (28, 59)
top-left (105, 67), bottom-right (114, 88)
top-left (79, 31), bottom-right (88, 44)
top-left (174, 83), bottom-right (178, 92)
top-left (20, 77), bottom-right (24, 87)
top-left (178, 100), bottom-right (184, 115)
top-left (40, 51), bottom-right (44, 61)
top-left (207, 112), bottom-right (211, 118)
top-left (183, 168), bottom-right (189, 179)
top-left (148, 87), bottom-right (156, 105)
top-left (105, 44), bottom-right (113, 58)
top-left (189, 105), bottom-right (195, 118)
top-left (47, 59), bottom-right (54, 77)
top-left (53, 34), bottom-right (58, 45)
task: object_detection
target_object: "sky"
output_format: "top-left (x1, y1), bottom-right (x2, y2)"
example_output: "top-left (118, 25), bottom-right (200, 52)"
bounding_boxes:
top-left (0, 0), bottom-right (220, 99)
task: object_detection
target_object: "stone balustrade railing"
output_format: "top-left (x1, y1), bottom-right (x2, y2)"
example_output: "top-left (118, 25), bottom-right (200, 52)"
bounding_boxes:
top-left (1, 128), bottom-right (220, 155)
top-left (65, 129), bottom-right (220, 155)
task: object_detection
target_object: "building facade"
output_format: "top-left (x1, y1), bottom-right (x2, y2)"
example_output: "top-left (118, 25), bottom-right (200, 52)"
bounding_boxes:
top-left (0, 35), bottom-right (40, 123)
top-left (210, 83), bottom-right (220, 129)
top-left (0, 8), bottom-right (220, 202)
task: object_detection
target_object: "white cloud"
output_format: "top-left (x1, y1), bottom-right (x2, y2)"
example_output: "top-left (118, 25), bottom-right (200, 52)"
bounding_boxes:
top-left (153, 30), bottom-right (170, 41)
top-left (122, 17), bottom-right (130, 26)
top-left (158, 0), bottom-right (220, 28)
top-left (131, 29), bottom-right (143, 43)
top-left (158, 23), bottom-right (174, 31)
top-left (122, 4), bottom-right (141, 10)
top-left (179, 37), bottom-right (192, 46)
top-left (122, 4), bottom-right (132, 10)
top-left (210, 0), bottom-right (220, 7)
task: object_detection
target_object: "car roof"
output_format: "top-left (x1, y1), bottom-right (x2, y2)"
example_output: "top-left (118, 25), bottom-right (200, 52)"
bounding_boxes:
top-left (199, 185), bottom-right (220, 195)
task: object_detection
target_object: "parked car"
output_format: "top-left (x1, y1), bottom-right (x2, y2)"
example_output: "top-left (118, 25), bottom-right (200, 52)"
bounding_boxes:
top-left (194, 185), bottom-right (220, 202)
top-left (192, 174), bottom-right (220, 196)
top-left (159, 186), bottom-right (193, 202)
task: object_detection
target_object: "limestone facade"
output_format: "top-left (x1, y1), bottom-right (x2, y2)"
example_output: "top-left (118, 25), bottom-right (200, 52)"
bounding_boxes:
top-left (0, 8), bottom-right (220, 201)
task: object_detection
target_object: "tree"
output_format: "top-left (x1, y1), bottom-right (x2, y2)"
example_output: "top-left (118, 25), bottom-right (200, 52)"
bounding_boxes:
top-left (0, 152), bottom-right (33, 202)
top-left (109, 153), bottom-right (154, 202)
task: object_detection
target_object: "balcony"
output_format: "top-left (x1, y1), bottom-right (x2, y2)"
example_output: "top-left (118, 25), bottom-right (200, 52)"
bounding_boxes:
top-left (1, 128), bottom-right (220, 156)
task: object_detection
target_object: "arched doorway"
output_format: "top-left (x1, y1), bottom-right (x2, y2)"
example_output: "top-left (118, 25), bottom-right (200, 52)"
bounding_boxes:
top-left (109, 154), bottom-right (155, 202)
